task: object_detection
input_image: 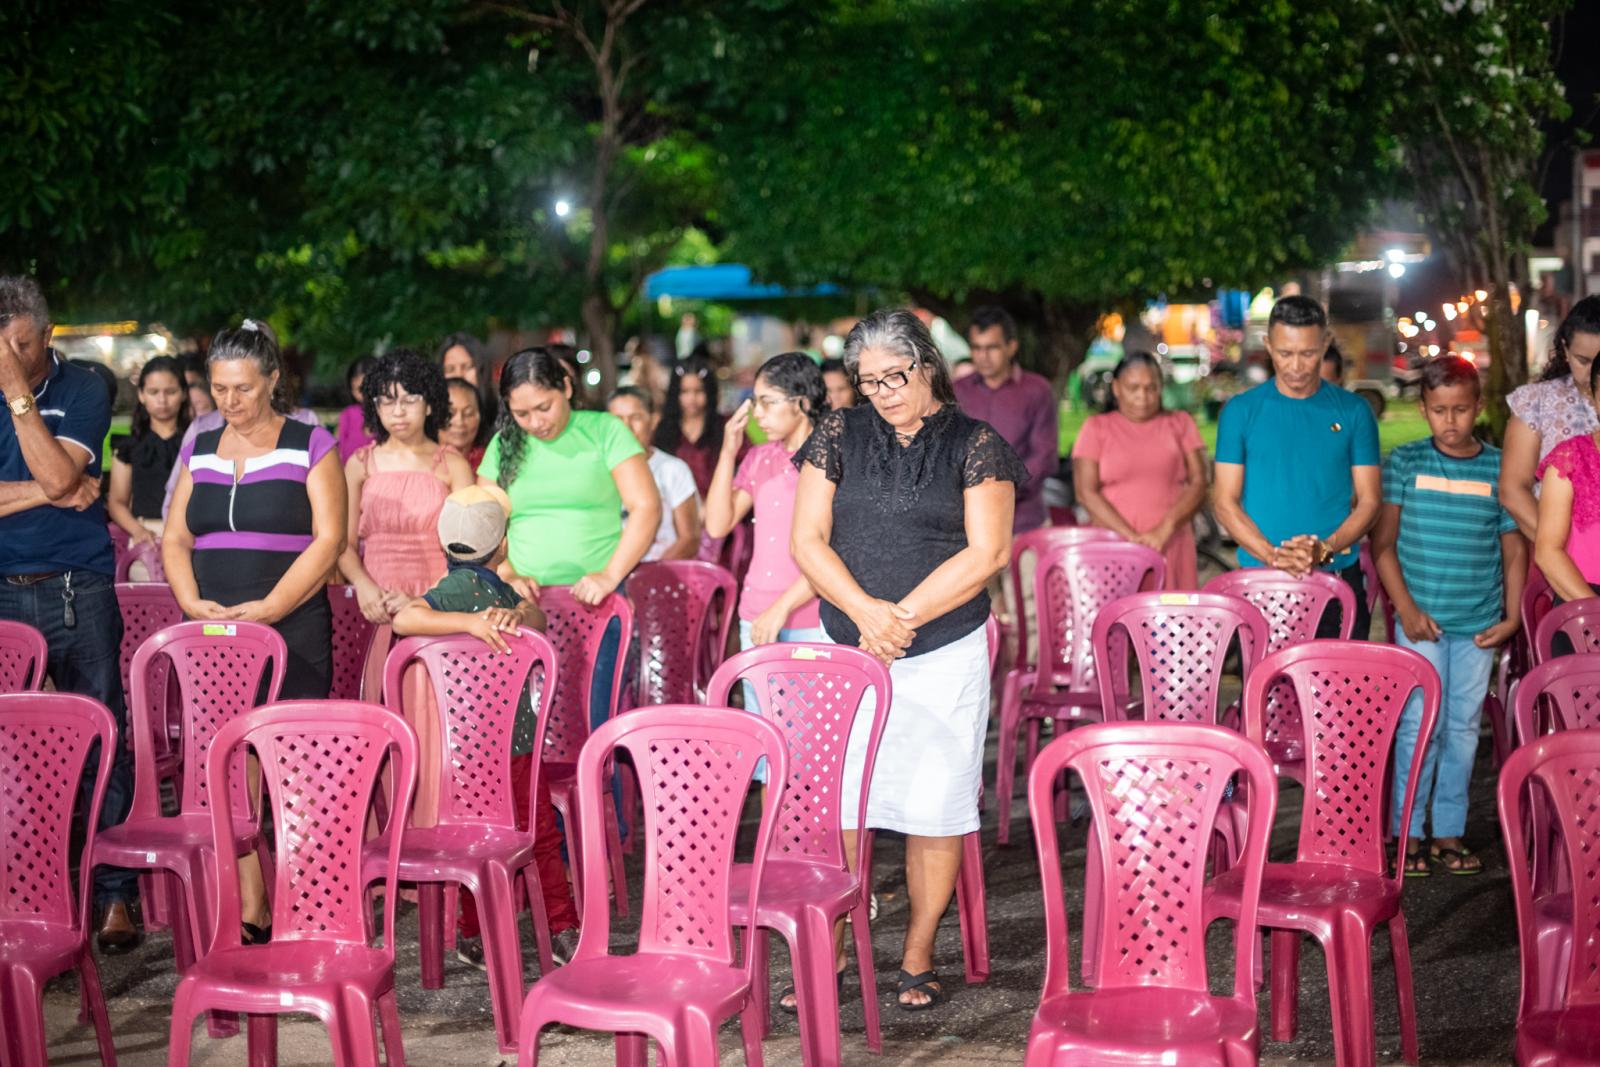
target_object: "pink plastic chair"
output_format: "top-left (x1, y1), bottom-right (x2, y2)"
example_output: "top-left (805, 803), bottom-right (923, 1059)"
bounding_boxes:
top-left (1205, 641), bottom-right (1441, 1067)
top-left (367, 628), bottom-right (560, 1054)
top-left (994, 541), bottom-right (1165, 846)
top-left (706, 642), bottom-right (892, 1066)
top-left (0, 619), bottom-right (46, 692)
top-left (91, 620), bottom-right (287, 1023)
top-left (1533, 597), bottom-right (1600, 664)
top-left (1489, 566), bottom-right (1557, 770)
top-left (0, 692), bottom-right (119, 1067)
top-left (1357, 541), bottom-right (1395, 643)
top-left (167, 700), bottom-right (419, 1067)
top-left (108, 522), bottom-right (163, 582)
top-left (630, 560), bottom-right (737, 706)
top-left (540, 588), bottom-right (633, 918)
top-left (1023, 721), bottom-right (1278, 1067)
top-left (1498, 731), bottom-right (1600, 1065)
top-left (1004, 526), bottom-right (1123, 678)
top-left (514, 705), bottom-right (788, 1067)
top-left (1202, 569), bottom-right (1356, 783)
top-left (327, 584), bottom-right (380, 701)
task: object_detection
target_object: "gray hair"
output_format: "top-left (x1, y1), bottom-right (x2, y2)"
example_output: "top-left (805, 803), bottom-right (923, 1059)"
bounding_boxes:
top-left (841, 308), bottom-right (957, 405)
top-left (0, 276), bottom-right (50, 332)
top-left (208, 318), bottom-right (292, 414)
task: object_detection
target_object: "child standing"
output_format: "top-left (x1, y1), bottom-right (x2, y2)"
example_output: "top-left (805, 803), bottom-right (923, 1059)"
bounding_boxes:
top-left (392, 485), bottom-right (581, 968)
top-left (1373, 356), bottom-right (1525, 876)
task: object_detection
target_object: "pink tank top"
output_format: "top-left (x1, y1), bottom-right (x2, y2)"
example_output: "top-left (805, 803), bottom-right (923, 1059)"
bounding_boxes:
top-left (356, 443), bottom-right (454, 596)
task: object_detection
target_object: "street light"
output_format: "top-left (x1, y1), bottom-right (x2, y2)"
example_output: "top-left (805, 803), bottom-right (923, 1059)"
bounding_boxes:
top-left (554, 198), bottom-right (572, 218)
top-left (1388, 262), bottom-right (1406, 278)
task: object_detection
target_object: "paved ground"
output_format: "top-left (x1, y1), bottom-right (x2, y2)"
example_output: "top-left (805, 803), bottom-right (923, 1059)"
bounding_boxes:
top-left (41, 725), bottom-right (1519, 1066)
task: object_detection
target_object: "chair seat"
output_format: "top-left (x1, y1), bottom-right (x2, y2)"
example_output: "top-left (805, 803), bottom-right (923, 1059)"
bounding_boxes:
top-left (94, 814), bottom-right (260, 868)
top-left (1515, 1006), bottom-right (1600, 1066)
top-left (532, 955), bottom-right (749, 1028)
top-left (179, 941), bottom-right (393, 1009)
top-left (727, 860), bottom-right (856, 925)
top-left (362, 825), bottom-right (534, 884)
top-left (1031, 987), bottom-right (1258, 1054)
top-left (0, 920), bottom-right (84, 973)
top-left (1208, 862), bottom-right (1400, 929)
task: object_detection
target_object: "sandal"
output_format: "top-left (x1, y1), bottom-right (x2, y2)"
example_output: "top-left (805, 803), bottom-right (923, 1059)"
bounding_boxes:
top-left (896, 969), bottom-right (943, 1012)
top-left (1401, 843), bottom-right (1431, 879)
top-left (241, 921), bottom-right (273, 945)
top-left (779, 968), bottom-right (845, 1014)
top-left (1430, 843), bottom-right (1483, 876)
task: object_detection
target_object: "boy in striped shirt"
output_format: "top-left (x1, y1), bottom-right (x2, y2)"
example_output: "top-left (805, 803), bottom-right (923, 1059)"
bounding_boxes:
top-left (1373, 356), bottom-right (1526, 876)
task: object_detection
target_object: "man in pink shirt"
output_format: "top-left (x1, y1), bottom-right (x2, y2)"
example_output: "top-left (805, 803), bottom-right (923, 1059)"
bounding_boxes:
top-left (952, 306), bottom-right (1059, 531)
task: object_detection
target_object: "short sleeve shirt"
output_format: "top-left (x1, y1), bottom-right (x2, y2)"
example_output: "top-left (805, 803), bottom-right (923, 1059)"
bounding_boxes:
top-left (422, 564), bottom-right (540, 754)
top-left (114, 431), bottom-right (183, 520)
top-left (0, 352), bottom-right (114, 575)
top-left (1508, 376), bottom-right (1599, 466)
top-left (641, 449), bottom-right (698, 562)
top-left (1214, 380), bottom-right (1379, 569)
top-left (733, 442), bottom-right (819, 628)
top-left (1382, 440), bottom-right (1517, 634)
top-left (1538, 434), bottom-right (1600, 585)
top-left (478, 410), bottom-right (644, 586)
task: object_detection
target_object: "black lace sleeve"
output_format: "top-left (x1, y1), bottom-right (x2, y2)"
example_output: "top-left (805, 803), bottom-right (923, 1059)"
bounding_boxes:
top-left (961, 421), bottom-right (1030, 490)
top-left (793, 409), bottom-right (846, 483)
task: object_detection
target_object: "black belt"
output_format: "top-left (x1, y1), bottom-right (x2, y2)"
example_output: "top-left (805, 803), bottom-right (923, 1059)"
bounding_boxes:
top-left (4, 571), bottom-right (63, 586)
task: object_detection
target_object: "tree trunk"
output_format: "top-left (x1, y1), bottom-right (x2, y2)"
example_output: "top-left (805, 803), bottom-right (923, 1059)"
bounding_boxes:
top-left (581, 292), bottom-right (618, 391)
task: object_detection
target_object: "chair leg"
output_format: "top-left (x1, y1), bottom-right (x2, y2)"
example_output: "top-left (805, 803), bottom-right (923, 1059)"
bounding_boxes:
top-left (79, 953), bottom-right (118, 1067)
top-left (739, 981), bottom-right (767, 1066)
top-left (605, 791), bottom-right (630, 918)
top-left (1324, 916), bottom-right (1378, 1067)
top-left (140, 870), bottom-right (169, 932)
top-left (668, 1014), bottom-right (723, 1067)
top-left (956, 830), bottom-right (990, 983)
top-left (1269, 929), bottom-right (1300, 1041)
top-left (1389, 913), bottom-right (1420, 1066)
top-left (480, 862), bottom-right (528, 1054)
top-left (995, 673), bottom-right (1022, 846)
top-left (444, 883), bottom-right (459, 952)
top-left (848, 896), bottom-right (882, 1053)
top-left (248, 1013), bottom-right (278, 1067)
top-left (1, 966), bottom-right (49, 1067)
top-left (792, 909), bottom-right (844, 1067)
top-left (167, 980), bottom-right (200, 1067)
top-left (615, 1032), bottom-right (649, 1067)
top-left (378, 990), bottom-right (407, 1067)
top-left (520, 865), bottom-right (556, 977)
top-left (749, 927), bottom-right (772, 1039)
top-left (418, 882), bottom-right (446, 990)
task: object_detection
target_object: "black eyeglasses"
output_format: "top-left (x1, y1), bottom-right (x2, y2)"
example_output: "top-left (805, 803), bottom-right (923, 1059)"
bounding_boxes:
top-left (855, 359), bottom-right (919, 397)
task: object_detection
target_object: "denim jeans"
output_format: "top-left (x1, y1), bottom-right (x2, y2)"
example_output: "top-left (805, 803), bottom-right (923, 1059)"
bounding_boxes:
top-left (0, 571), bottom-right (138, 906)
top-left (1391, 630), bottom-right (1494, 840)
top-left (589, 615), bottom-right (625, 837)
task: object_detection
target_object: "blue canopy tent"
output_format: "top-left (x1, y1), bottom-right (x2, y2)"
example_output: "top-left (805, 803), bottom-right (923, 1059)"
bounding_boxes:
top-left (643, 264), bottom-right (842, 302)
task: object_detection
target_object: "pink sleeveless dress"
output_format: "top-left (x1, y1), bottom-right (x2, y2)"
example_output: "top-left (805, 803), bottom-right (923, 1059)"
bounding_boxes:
top-left (354, 443), bottom-right (456, 824)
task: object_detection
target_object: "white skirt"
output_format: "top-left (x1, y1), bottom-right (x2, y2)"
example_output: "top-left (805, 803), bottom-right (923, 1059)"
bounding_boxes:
top-left (834, 623), bottom-right (992, 837)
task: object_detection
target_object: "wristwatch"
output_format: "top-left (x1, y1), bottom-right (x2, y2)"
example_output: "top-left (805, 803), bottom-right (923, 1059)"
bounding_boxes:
top-left (1310, 538), bottom-right (1335, 567)
top-left (7, 394), bottom-right (34, 418)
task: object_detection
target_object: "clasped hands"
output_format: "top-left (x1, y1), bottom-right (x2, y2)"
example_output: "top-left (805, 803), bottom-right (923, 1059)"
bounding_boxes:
top-left (852, 597), bottom-right (920, 666)
top-left (1266, 534), bottom-right (1325, 578)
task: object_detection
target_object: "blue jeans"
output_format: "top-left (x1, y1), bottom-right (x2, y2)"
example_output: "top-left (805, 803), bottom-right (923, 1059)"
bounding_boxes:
top-left (1391, 630), bottom-right (1493, 840)
top-left (0, 571), bottom-right (138, 906)
top-left (589, 616), bottom-right (625, 837)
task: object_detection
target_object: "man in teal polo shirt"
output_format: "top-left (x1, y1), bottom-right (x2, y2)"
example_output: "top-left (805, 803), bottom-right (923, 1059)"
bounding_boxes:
top-left (1213, 295), bottom-right (1381, 638)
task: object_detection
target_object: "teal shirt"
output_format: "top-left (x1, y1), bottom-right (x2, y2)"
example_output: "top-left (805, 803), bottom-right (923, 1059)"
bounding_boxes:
top-left (1215, 380), bottom-right (1379, 569)
top-left (421, 564), bottom-right (540, 755)
top-left (1382, 439), bottom-right (1517, 635)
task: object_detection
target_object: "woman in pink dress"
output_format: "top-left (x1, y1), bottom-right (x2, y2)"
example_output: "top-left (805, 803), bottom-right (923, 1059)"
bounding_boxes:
top-left (1071, 352), bottom-right (1208, 588)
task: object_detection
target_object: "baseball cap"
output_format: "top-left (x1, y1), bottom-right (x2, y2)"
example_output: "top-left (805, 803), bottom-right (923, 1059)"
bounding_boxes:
top-left (437, 485), bottom-right (512, 562)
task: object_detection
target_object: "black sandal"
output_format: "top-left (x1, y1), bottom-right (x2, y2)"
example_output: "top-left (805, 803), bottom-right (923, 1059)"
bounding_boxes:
top-left (241, 921), bottom-right (273, 945)
top-left (779, 968), bottom-right (844, 1014)
top-left (1401, 843), bottom-right (1431, 879)
top-left (896, 969), bottom-right (943, 1012)
top-left (1430, 844), bottom-right (1483, 876)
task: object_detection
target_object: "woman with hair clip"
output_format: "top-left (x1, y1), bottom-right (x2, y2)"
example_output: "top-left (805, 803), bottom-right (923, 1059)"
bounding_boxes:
top-left (1071, 351), bottom-right (1208, 588)
top-left (479, 348), bottom-right (660, 728)
top-left (107, 355), bottom-right (190, 562)
top-left (654, 351), bottom-right (735, 496)
top-left (1501, 295), bottom-right (1600, 538)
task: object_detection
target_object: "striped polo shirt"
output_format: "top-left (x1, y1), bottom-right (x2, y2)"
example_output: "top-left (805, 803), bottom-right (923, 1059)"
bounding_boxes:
top-left (181, 418), bottom-right (336, 554)
top-left (1382, 438), bottom-right (1518, 635)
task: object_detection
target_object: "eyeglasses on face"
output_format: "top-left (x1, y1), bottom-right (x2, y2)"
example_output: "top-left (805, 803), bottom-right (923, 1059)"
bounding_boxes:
top-left (376, 394), bottom-right (425, 410)
top-left (855, 359), bottom-right (919, 397)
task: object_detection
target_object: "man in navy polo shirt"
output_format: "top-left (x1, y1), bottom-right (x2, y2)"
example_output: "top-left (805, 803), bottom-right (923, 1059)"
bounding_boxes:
top-left (0, 276), bottom-right (140, 952)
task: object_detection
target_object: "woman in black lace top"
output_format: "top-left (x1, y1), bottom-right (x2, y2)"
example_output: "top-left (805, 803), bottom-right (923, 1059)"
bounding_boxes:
top-left (793, 308), bottom-right (1025, 1010)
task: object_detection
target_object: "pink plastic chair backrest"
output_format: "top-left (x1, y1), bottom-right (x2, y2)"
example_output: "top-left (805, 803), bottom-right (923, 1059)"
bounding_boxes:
top-left (382, 628), bottom-right (557, 827)
top-left (1028, 721), bottom-right (1278, 997)
top-left (1521, 565), bottom-right (1555, 653)
top-left (1499, 731), bottom-right (1600, 1013)
top-left (1033, 541), bottom-right (1165, 693)
top-left (571, 706), bottom-right (788, 971)
top-left (115, 582), bottom-right (183, 694)
top-left (1244, 641), bottom-right (1440, 876)
top-left (985, 613), bottom-right (1000, 673)
top-left (126, 621), bottom-right (287, 822)
top-left (1204, 569), bottom-right (1355, 759)
top-left (1533, 597), bottom-right (1600, 665)
top-left (631, 561), bottom-right (737, 705)
top-left (1511, 655), bottom-right (1600, 748)
top-left (0, 620), bottom-right (46, 691)
top-left (206, 701), bottom-right (417, 949)
top-left (539, 588), bottom-right (634, 765)
top-left (1010, 526), bottom-right (1123, 671)
top-left (1091, 592), bottom-right (1270, 724)
top-left (707, 643), bottom-right (890, 874)
top-left (326, 584), bottom-right (380, 701)
top-left (0, 692), bottom-right (116, 934)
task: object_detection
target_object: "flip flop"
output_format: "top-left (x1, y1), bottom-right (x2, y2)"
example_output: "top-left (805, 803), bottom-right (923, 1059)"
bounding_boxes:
top-left (897, 968), bottom-right (943, 1012)
top-left (779, 968), bottom-right (845, 1014)
top-left (1401, 845), bottom-right (1431, 878)
top-left (1430, 844), bottom-right (1483, 876)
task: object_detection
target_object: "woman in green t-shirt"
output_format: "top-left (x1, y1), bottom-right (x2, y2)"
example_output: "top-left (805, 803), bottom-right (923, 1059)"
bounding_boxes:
top-left (479, 348), bottom-right (661, 726)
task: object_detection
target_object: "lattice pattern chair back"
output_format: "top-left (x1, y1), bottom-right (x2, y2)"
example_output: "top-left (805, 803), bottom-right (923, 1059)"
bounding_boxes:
top-left (1029, 721), bottom-right (1276, 996)
top-left (116, 582), bottom-right (183, 703)
top-left (326, 584), bottom-right (379, 701)
top-left (1512, 656), bottom-right (1600, 747)
top-left (1009, 526), bottom-right (1122, 671)
top-left (1243, 641), bottom-right (1439, 874)
top-left (0, 692), bottom-right (116, 928)
top-left (1091, 592), bottom-right (1270, 725)
top-left (1501, 732), bottom-right (1600, 1019)
top-left (0, 620), bottom-right (46, 692)
top-left (539, 588), bottom-right (633, 764)
top-left (1204, 569), bottom-right (1354, 763)
top-left (570, 706), bottom-right (787, 968)
top-left (1533, 598), bottom-right (1600, 665)
top-left (382, 628), bottom-right (557, 826)
top-left (126, 621), bottom-right (287, 822)
top-left (206, 701), bottom-right (417, 948)
top-left (631, 561), bottom-right (736, 706)
top-left (1033, 541), bottom-right (1164, 694)
top-left (1521, 565), bottom-right (1555, 659)
top-left (706, 643), bottom-right (890, 870)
